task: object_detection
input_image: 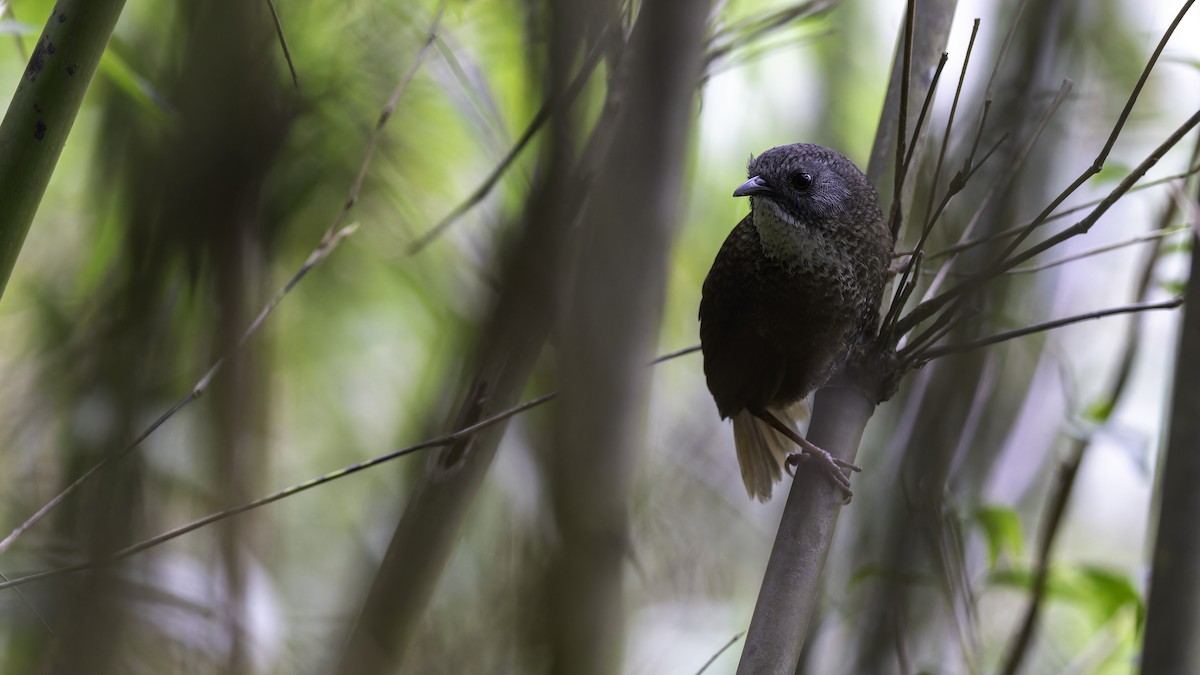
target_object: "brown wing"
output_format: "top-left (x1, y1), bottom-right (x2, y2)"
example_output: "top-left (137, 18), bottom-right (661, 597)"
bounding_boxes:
top-left (699, 216), bottom-right (785, 418)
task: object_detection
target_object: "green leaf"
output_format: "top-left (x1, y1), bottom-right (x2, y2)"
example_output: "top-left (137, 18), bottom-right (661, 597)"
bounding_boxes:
top-left (1075, 565), bottom-right (1146, 630)
top-left (1159, 279), bottom-right (1187, 296)
top-left (1083, 398), bottom-right (1115, 423)
top-left (989, 567), bottom-right (1034, 590)
top-left (988, 565), bottom-right (1144, 630)
top-left (975, 505), bottom-right (1026, 567)
top-left (1160, 237), bottom-right (1194, 256)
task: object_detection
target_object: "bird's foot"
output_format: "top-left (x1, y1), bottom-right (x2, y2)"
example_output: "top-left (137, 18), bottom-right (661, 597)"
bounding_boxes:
top-left (785, 447), bottom-right (862, 503)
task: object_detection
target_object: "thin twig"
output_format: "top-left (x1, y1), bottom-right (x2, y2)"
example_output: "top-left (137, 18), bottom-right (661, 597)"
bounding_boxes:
top-left (916, 77), bottom-right (1070, 310)
top-left (981, 0), bottom-right (1028, 104)
top-left (883, 132), bottom-right (1007, 337)
top-left (704, 0), bottom-right (833, 70)
top-left (907, 0), bottom-right (1190, 329)
top-left (652, 343), bottom-right (701, 364)
top-left (0, 344), bottom-right (702, 591)
top-left (0, 392), bottom-right (554, 593)
top-left (897, 299), bottom-right (974, 364)
top-left (0, 3), bottom-right (447, 559)
top-left (337, 0), bottom-right (446, 241)
top-left (899, 105), bottom-right (1200, 340)
top-left (998, 132), bottom-right (1200, 675)
top-left (999, 108), bottom-right (1200, 271)
top-left (0, 222), bottom-right (361, 558)
top-left (264, 0), bottom-right (299, 91)
top-left (994, 0), bottom-right (1195, 265)
top-left (902, 52), bottom-right (948, 174)
top-left (1005, 226), bottom-right (1188, 275)
top-left (916, 297), bottom-right (1183, 364)
top-left (0, 570), bottom-right (52, 634)
top-left (926, 164), bottom-right (1200, 260)
top-left (432, 34), bottom-right (512, 150)
top-left (921, 19), bottom-right (980, 232)
top-left (920, 223), bottom-right (1188, 280)
top-left (879, 45), bottom-right (946, 331)
top-left (888, 0), bottom-right (917, 240)
top-left (695, 632), bottom-right (745, 675)
top-left (406, 37), bottom-right (606, 254)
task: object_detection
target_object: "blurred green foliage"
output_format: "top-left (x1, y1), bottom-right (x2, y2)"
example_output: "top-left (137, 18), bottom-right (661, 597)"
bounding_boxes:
top-left (0, 0), bottom-right (1195, 673)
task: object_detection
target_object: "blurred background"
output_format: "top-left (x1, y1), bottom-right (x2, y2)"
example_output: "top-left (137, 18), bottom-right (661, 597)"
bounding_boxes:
top-left (0, 0), bottom-right (1197, 673)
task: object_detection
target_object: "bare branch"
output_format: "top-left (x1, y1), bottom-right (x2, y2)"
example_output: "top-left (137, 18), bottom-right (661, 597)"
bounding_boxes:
top-left (896, 297), bottom-right (974, 363)
top-left (889, 0), bottom-right (918, 239)
top-left (0, 343), bottom-right (701, 592)
top-left (998, 134), bottom-right (1200, 675)
top-left (903, 52), bottom-right (948, 175)
top-left (1000, 109), bottom-right (1200, 270)
top-left (911, 79), bottom-right (1069, 313)
top-left (652, 343), bottom-right (701, 363)
top-left (339, 1), bottom-right (446, 238)
top-left (926, 164), bottom-right (1200, 260)
top-left (915, 297), bottom-right (1183, 364)
top-left (704, 0), bottom-right (834, 71)
top-left (981, 0), bottom-right (1025, 100)
top-left (894, 0), bottom-right (1197, 342)
top-left (1005, 226), bottom-right (1188, 275)
top-left (0, 392), bottom-right (555, 593)
top-left (0, 3), bottom-right (446, 558)
top-left (900, 106), bottom-right (1200, 340)
top-left (264, 0), bottom-right (299, 91)
top-left (922, 18), bottom-right (978, 229)
top-left (406, 38), bottom-right (606, 254)
top-left (993, 0), bottom-right (1195, 265)
top-left (695, 632), bottom-right (745, 675)
top-left (883, 131), bottom-right (1007, 337)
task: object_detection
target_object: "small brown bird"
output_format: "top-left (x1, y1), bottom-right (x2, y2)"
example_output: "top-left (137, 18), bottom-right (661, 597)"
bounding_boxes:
top-left (699, 143), bottom-right (892, 501)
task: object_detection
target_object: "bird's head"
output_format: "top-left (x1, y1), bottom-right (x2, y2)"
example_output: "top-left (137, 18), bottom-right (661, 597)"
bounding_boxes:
top-left (734, 144), bottom-right (875, 231)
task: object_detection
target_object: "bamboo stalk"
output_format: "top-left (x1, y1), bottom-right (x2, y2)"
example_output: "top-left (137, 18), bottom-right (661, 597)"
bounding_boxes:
top-left (0, 0), bottom-right (128, 301)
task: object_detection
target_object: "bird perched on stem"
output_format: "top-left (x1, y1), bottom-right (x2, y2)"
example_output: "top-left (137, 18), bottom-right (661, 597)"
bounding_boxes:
top-left (699, 143), bottom-right (892, 501)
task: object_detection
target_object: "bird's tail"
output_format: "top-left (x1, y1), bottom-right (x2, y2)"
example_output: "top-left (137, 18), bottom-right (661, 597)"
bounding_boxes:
top-left (732, 400), bottom-right (810, 502)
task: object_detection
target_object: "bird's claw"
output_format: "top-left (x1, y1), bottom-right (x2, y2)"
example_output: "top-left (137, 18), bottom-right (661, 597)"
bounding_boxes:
top-left (785, 449), bottom-right (862, 503)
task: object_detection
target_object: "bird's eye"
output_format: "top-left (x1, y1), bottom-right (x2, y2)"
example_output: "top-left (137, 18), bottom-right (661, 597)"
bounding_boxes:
top-left (791, 172), bottom-right (813, 190)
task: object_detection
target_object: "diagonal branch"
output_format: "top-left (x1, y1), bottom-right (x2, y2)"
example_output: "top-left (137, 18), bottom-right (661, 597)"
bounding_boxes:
top-left (405, 36), bottom-right (606, 255)
top-left (996, 110), bottom-right (1200, 271)
top-left (0, 3), bottom-right (446, 559)
top-left (1005, 226), bottom-right (1188, 275)
top-left (927, 165), bottom-right (1200, 260)
top-left (264, 0), bottom-right (299, 91)
top-left (0, 344), bottom-right (701, 593)
top-left (695, 632), bottom-right (745, 675)
top-left (0, 392), bottom-right (556, 593)
top-left (915, 297), bottom-right (1183, 364)
top-left (900, 107), bottom-right (1200, 339)
top-left (992, 0), bottom-right (1195, 265)
top-left (998, 133), bottom-right (1200, 675)
top-left (897, 0), bottom-right (1197, 340)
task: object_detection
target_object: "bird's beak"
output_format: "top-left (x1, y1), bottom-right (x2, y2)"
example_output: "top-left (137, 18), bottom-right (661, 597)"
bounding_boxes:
top-left (733, 175), bottom-right (775, 198)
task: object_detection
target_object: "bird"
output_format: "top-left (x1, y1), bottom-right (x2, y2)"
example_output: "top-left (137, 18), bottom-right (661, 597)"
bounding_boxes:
top-left (699, 143), bottom-right (892, 502)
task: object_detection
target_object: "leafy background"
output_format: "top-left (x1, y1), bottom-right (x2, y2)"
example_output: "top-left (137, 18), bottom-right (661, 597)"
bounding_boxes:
top-left (0, 0), bottom-right (1197, 673)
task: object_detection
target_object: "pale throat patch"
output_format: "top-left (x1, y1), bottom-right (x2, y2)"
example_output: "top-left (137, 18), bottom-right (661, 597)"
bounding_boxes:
top-left (752, 200), bottom-right (852, 273)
